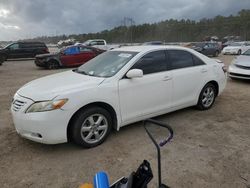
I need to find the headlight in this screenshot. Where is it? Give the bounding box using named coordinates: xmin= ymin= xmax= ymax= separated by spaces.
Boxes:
xmin=26 ymin=99 xmax=68 ymax=113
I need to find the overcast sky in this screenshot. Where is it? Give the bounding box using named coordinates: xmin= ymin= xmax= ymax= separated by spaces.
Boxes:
xmin=0 ymin=0 xmax=249 ymax=41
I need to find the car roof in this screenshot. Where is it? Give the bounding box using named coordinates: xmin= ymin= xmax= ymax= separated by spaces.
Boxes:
xmin=112 ymin=45 xmax=190 ymax=53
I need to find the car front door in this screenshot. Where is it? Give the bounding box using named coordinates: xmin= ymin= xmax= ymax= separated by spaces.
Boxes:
xmin=7 ymin=43 xmax=22 ymax=58
xmin=60 ymin=46 xmax=82 ymax=66
xmin=118 ymin=50 xmax=173 ymax=124
xmin=167 ymin=50 xmax=207 ymax=107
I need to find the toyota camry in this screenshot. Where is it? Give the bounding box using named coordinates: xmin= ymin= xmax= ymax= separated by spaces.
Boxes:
xmin=11 ymin=46 xmax=227 ymax=148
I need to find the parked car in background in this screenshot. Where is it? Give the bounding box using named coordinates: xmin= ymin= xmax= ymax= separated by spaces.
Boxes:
xmin=11 ymin=46 xmax=227 ymax=148
xmin=142 ymin=41 xmax=164 ymax=45
xmin=0 ymin=42 xmax=49 ymax=63
xmin=82 ymin=39 xmax=119 ymax=51
xmin=228 ymin=49 xmax=250 ymax=79
xmin=191 ymin=42 xmax=221 ymax=57
xmin=222 ymin=42 xmax=250 ymax=55
xmin=35 ymin=45 xmax=105 ymax=69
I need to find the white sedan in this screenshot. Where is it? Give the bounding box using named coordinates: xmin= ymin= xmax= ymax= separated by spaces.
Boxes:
xmin=228 ymin=49 xmax=250 ymax=79
xmin=222 ymin=42 xmax=250 ymax=55
xmin=11 ymin=46 xmax=227 ymax=148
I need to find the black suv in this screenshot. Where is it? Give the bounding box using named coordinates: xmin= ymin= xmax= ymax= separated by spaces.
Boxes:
xmin=0 ymin=41 xmax=49 ymax=64
xmin=191 ymin=42 xmax=221 ymax=57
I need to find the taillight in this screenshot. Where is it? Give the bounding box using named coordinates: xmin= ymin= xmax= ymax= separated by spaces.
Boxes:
xmin=44 ymin=48 xmax=49 ymax=53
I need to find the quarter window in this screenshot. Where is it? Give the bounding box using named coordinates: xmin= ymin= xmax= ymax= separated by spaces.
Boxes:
xmin=192 ymin=55 xmax=205 ymax=66
xmin=168 ymin=50 xmax=194 ymax=70
xmin=131 ymin=51 xmax=167 ymax=74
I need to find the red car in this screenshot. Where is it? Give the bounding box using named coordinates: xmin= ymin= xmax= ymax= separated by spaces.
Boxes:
xmin=35 ymin=45 xmax=105 ymax=69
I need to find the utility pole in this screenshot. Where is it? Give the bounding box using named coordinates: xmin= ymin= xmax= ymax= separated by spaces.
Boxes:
xmin=121 ymin=17 xmax=135 ymax=43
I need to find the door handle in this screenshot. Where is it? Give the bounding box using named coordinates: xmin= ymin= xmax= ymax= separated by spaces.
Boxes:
xmin=162 ymin=76 xmax=172 ymax=81
xmin=201 ymin=68 xmax=208 ymax=73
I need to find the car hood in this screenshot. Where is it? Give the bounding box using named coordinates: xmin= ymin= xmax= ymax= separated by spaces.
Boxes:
xmin=17 ymin=70 xmax=105 ymax=101
xmin=36 ymin=52 xmax=59 ymax=58
xmin=235 ymin=55 xmax=250 ymax=67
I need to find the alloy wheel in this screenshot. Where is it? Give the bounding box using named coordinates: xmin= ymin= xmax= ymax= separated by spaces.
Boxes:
xmin=80 ymin=114 xmax=108 ymax=144
xmin=201 ymin=86 xmax=215 ymax=108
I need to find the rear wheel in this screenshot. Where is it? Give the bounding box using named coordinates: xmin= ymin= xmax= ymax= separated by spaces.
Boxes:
xmin=47 ymin=60 xmax=59 ymax=69
xmin=197 ymin=83 xmax=216 ymax=110
xmin=70 ymin=106 xmax=112 ymax=148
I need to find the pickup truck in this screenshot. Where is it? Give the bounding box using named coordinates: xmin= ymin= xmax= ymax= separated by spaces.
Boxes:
xmin=82 ymin=39 xmax=120 ymax=51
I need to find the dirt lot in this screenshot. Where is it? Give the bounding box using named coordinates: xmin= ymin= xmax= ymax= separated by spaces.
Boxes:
xmin=0 ymin=55 xmax=249 ymax=188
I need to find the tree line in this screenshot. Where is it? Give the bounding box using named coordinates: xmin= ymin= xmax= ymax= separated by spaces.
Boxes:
xmin=28 ymin=9 xmax=250 ymax=44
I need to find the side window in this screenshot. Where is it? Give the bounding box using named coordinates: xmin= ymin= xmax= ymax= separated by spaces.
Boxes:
xmin=131 ymin=50 xmax=167 ymax=75
xmin=168 ymin=50 xmax=194 ymax=70
xmin=192 ymin=55 xmax=205 ymax=66
xmin=97 ymin=41 xmax=105 ymax=45
xmin=9 ymin=43 xmax=19 ymax=50
xmin=64 ymin=46 xmax=80 ymax=55
xmin=80 ymin=47 xmax=93 ymax=52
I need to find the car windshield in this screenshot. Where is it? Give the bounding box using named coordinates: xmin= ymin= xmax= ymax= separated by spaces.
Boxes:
xmin=229 ymin=43 xmax=242 ymax=47
xmin=242 ymin=49 xmax=250 ymax=56
xmin=76 ymin=51 xmax=138 ymax=77
xmin=83 ymin=40 xmax=91 ymax=45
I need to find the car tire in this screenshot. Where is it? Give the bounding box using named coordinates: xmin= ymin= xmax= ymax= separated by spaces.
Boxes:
xmin=214 ymin=51 xmax=219 ymax=57
xmin=0 ymin=55 xmax=7 ymax=63
xmin=237 ymin=50 xmax=241 ymax=55
xmin=47 ymin=60 xmax=59 ymax=69
xmin=196 ymin=83 xmax=216 ymax=110
xmin=70 ymin=106 xmax=112 ymax=148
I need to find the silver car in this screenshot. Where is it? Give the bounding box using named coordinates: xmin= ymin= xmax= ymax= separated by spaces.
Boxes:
xmin=228 ymin=49 xmax=250 ymax=79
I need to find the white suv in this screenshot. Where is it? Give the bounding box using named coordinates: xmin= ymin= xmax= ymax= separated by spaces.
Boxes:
xmin=11 ymin=46 xmax=227 ymax=148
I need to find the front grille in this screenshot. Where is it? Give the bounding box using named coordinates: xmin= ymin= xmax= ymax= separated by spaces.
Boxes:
xmin=235 ymin=64 xmax=250 ymax=70
xmin=229 ymin=72 xmax=250 ymax=78
xmin=12 ymin=100 xmax=26 ymax=112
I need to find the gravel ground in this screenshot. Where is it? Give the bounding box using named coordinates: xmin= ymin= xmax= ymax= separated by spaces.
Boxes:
xmin=0 ymin=55 xmax=249 ymax=188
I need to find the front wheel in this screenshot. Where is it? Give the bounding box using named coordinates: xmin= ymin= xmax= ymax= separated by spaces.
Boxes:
xmin=47 ymin=60 xmax=59 ymax=69
xmin=0 ymin=55 xmax=7 ymax=63
xmin=70 ymin=107 xmax=112 ymax=148
xmin=196 ymin=83 xmax=216 ymax=110
xmin=214 ymin=51 xmax=219 ymax=57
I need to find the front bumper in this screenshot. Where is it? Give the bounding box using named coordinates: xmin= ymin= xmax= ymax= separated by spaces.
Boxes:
xmin=11 ymin=93 xmax=70 ymax=144
xmin=228 ymin=65 xmax=250 ymax=79
xmin=222 ymin=50 xmax=239 ymax=55
xmin=34 ymin=58 xmax=47 ymax=67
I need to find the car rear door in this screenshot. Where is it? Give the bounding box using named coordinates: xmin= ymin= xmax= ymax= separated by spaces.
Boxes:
xmin=76 ymin=46 xmax=96 ymax=65
xmin=19 ymin=43 xmax=33 ymax=58
xmin=167 ymin=50 xmax=207 ymax=107
xmin=118 ymin=50 xmax=173 ymax=124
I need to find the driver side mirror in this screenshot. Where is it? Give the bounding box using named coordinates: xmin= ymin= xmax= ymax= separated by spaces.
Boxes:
xmin=126 ymin=69 xmax=143 ymax=79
